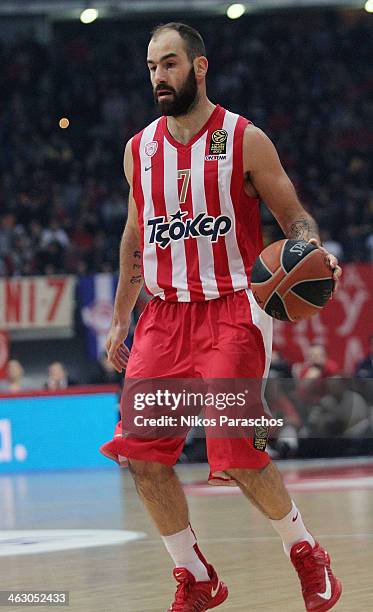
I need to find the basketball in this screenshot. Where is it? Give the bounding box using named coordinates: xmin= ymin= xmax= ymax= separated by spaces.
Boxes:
xmin=251 ymin=239 xmax=334 ymax=322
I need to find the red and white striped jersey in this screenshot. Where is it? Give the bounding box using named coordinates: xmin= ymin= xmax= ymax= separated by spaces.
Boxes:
xmin=131 ymin=104 xmax=263 ymax=302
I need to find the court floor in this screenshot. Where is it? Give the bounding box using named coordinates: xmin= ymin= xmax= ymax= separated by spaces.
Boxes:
xmin=0 ymin=458 xmax=372 ymax=611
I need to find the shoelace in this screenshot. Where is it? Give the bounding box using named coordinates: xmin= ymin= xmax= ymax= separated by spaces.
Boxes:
xmin=294 ymin=550 xmax=327 ymax=595
xmin=170 ymin=575 xmax=192 ymax=611
xmin=170 ymin=575 xmax=210 ymax=612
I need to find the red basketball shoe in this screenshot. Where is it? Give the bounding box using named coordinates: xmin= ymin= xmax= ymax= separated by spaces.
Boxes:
xmin=291 ymin=541 xmax=342 ymax=611
xmin=167 ymin=565 xmax=228 ymax=611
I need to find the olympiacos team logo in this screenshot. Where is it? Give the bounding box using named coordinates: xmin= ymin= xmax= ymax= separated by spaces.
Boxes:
xmin=145 ymin=141 xmax=158 ymax=157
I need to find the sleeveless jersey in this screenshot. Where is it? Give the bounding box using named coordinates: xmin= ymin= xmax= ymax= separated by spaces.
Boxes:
xmin=131 ymin=104 xmax=263 ymax=302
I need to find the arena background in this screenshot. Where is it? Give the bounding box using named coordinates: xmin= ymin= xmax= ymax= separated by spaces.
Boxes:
xmin=0 ymin=2 xmax=372 ymax=610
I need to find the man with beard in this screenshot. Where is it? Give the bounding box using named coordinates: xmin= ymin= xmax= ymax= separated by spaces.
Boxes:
xmin=103 ymin=23 xmax=342 ymax=612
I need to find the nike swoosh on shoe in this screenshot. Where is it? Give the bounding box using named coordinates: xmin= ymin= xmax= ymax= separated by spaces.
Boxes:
xmin=317 ymin=568 xmax=332 ymax=600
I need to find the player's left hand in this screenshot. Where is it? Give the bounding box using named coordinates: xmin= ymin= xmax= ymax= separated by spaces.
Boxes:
xmin=308 ymin=238 xmax=342 ymax=294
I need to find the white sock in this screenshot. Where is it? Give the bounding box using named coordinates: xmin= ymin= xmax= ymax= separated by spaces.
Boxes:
xmin=270 ymin=501 xmax=315 ymax=556
xmin=162 ymin=525 xmax=210 ymax=582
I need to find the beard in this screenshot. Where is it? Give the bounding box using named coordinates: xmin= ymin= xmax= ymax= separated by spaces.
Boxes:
xmin=154 ymin=67 xmax=198 ymax=117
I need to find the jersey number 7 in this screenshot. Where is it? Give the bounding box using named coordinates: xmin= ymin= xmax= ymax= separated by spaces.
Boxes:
xmin=177 ymin=169 xmax=191 ymax=204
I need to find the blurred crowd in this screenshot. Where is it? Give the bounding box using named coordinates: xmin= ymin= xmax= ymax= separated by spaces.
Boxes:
xmin=2 ymin=335 xmax=372 ymax=460
xmin=0 ymin=10 xmax=372 ymax=276
xmin=181 ymin=337 xmax=373 ymax=462
xmin=267 ymin=338 xmax=373 ymax=459
xmin=0 ymin=354 xmax=122 ymax=394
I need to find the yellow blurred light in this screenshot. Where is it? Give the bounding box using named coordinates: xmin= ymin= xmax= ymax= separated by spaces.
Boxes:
xmin=227 ymin=3 xmax=246 ymax=19
xmin=80 ymin=8 xmax=98 ymax=24
xmin=59 ymin=117 xmax=70 ymax=129
xmin=365 ymin=0 xmax=373 ymax=12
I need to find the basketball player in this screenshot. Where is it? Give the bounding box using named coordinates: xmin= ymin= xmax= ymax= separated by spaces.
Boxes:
xmin=104 ymin=23 xmax=343 ymax=611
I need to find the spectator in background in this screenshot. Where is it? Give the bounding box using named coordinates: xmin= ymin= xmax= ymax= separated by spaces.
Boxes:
xmin=294 ymin=343 xmax=339 ymax=380
xmin=299 ymin=377 xmax=372 ymax=457
xmin=90 ymin=352 xmax=123 ymax=386
xmin=269 ymin=349 xmax=293 ymax=379
xmin=319 ymin=377 xmax=370 ymax=438
xmin=320 ymin=229 xmax=344 ymax=261
xmin=40 ymin=219 xmax=70 ymax=249
xmin=366 ymin=232 xmax=373 ymax=262
xmin=0 ymin=214 xmax=17 ymax=257
xmin=355 ymin=334 xmax=373 ymax=378
xmin=0 ymin=359 xmax=25 ymax=394
xmin=45 ymin=361 xmax=77 ymax=391
xmin=293 ymin=343 xmax=340 ymax=407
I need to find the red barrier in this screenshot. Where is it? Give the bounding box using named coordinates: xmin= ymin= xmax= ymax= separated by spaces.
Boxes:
xmin=0 ymin=331 xmax=9 ymax=380
xmin=273 ymin=263 xmax=373 ymax=374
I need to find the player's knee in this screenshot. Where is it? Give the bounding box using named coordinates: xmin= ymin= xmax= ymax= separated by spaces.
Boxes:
xmin=128 ymin=458 xmax=172 ymax=483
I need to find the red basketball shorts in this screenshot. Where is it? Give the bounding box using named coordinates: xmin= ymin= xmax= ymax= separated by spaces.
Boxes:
xmin=101 ymin=289 xmax=273 ymax=481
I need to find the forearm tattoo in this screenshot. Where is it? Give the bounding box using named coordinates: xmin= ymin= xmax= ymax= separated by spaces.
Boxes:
xmin=130 ymin=250 xmax=143 ymax=284
xmin=287 ymin=217 xmax=319 ymax=242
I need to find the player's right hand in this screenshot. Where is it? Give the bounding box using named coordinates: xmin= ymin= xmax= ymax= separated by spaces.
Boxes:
xmin=106 ymin=321 xmax=131 ymax=373
xmin=308 ymin=238 xmax=342 ymax=294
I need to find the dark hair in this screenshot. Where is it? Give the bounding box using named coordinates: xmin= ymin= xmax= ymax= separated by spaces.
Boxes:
xmin=151 ymin=22 xmax=206 ymax=62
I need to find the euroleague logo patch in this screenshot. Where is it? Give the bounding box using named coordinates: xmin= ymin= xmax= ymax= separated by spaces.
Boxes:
xmin=205 ymin=129 xmax=228 ymax=161
xmin=145 ymin=141 xmax=158 ymax=157
xmin=147 ymin=210 xmax=232 ymax=249
xmin=253 ymin=424 xmax=269 ymax=451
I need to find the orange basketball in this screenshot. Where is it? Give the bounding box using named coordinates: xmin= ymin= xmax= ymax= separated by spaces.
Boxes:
xmin=251 ymin=239 xmax=334 ymax=322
